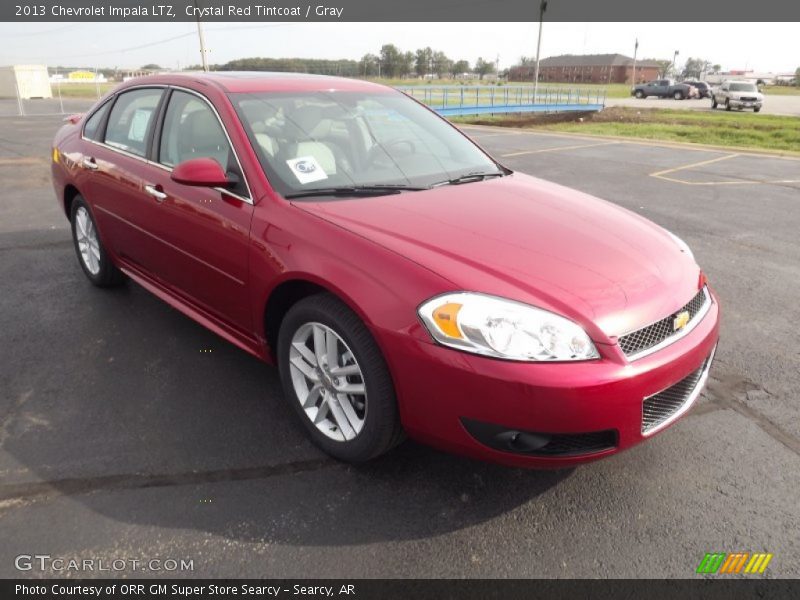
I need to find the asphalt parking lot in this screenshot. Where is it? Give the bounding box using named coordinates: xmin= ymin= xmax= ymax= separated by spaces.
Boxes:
xmin=1 ymin=103 xmax=799 ymax=578
xmin=607 ymin=93 xmax=800 ymax=116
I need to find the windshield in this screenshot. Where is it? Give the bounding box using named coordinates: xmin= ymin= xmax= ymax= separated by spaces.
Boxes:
xmin=729 ymin=83 xmax=757 ymax=92
xmin=230 ymin=90 xmax=503 ymax=198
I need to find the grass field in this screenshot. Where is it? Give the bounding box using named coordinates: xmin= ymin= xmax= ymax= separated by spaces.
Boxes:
xmin=455 ymin=107 xmax=800 ymax=153
xmin=761 ymin=85 xmax=800 ymax=96
xmin=52 ymin=82 xmax=116 ymax=98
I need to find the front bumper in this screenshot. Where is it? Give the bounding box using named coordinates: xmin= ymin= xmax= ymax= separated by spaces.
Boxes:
xmin=729 ymin=99 xmax=762 ymax=108
xmin=376 ymin=289 xmax=720 ymax=468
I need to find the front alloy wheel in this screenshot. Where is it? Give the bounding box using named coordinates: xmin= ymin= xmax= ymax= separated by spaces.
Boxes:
xmin=289 ymin=322 xmax=366 ymax=441
xmin=277 ymin=293 xmax=403 ymax=462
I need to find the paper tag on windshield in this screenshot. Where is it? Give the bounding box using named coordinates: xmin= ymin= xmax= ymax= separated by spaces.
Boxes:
xmin=286 ymin=156 xmax=328 ymax=185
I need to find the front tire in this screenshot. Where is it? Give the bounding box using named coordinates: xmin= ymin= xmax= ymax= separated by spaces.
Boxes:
xmin=711 ymin=96 xmax=718 ymax=108
xmin=277 ymin=293 xmax=403 ymax=462
xmin=634 ymin=90 xmax=644 ymax=99
xmin=725 ymin=99 xmax=732 ymax=111
xmin=70 ymin=195 xmax=124 ymax=287
xmin=754 ymin=107 xmax=761 ymax=113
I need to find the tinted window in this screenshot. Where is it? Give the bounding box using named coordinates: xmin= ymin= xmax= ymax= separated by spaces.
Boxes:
xmin=104 ymin=88 xmax=163 ymax=157
xmin=158 ymin=90 xmax=232 ymax=169
xmin=730 ymin=83 xmax=757 ymax=92
xmin=83 ymin=101 xmax=110 ymax=141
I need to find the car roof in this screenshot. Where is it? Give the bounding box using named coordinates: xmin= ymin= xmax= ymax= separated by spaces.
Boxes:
xmin=117 ymin=71 xmax=393 ymax=94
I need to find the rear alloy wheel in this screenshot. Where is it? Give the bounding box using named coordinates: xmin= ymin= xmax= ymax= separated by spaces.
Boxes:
xmin=277 ymin=293 xmax=403 ymax=462
xmin=70 ymin=196 xmax=125 ymax=287
xmin=673 ymin=91 xmax=684 ymax=100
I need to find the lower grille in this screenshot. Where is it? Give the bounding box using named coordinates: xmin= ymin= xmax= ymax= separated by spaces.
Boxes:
xmin=619 ymin=287 xmax=710 ymax=360
xmin=739 ymin=96 xmax=758 ymax=102
xmin=461 ymin=418 xmax=617 ymax=457
xmin=642 ymin=349 xmax=715 ymax=435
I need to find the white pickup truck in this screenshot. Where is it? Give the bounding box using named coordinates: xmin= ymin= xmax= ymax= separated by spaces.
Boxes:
xmin=711 ymin=81 xmax=764 ymax=112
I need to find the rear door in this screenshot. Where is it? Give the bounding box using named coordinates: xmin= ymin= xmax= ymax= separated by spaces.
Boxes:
xmin=80 ymin=87 xmax=167 ymax=275
xmin=141 ymin=88 xmax=255 ymax=333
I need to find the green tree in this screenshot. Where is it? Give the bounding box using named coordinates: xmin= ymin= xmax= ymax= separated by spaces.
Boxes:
xmin=400 ymin=52 xmax=415 ymax=78
xmin=141 ymin=63 xmax=162 ymax=71
xmin=379 ymin=44 xmax=403 ymax=78
xmin=452 ymin=59 xmax=470 ymax=75
xmin=432 ymin=51 xmax=452 ymax=78
xmin=795 ymin=67 xmax=800 ymax=87
xmin=474 ymin=57 xmax=495 ymax=80
xmin=360 ymin=53 xmax=380 ymax=77
xmin=415 ymin=47 xmax=433 ymax=77
xmin=682 ymin=57 xmax=710 ymax=79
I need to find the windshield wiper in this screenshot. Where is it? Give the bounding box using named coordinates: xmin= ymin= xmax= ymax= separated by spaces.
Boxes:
xmin=430 ymin=171 xmax=505 ymax=188
xmin=284 ymin=185 xmax=426 ymax=199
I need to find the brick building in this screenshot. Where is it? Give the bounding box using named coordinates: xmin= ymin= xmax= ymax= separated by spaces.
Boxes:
xmin=510 ymin=54 xmax=664 ymax=84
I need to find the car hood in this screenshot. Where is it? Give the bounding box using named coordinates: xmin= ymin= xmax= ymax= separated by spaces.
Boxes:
xmin=295 ymin=173 xmax=700 ymax=341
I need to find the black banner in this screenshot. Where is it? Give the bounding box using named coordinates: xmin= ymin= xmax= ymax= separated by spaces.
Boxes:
xmin=3 ymin=580 xmax=800 ymax=600
xmin=3 ymin=0 xmax=800 ymax=22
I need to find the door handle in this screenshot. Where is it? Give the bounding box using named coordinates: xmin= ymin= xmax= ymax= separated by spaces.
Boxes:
xmin=144 ymin=184 xmax=168 ymax=202
xmin=82 ymin=157 xmax=98 ymax=171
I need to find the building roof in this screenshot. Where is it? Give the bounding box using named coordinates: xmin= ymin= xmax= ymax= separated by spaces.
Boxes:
xmin=539 ymin=54 xmax=664 ymax=68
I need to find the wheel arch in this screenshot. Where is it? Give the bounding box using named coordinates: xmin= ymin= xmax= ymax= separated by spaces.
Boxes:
xmin=262 ymin=275 xmax=376 ymax=363
xmin=64 ymin=184 xmax=81 ymax=219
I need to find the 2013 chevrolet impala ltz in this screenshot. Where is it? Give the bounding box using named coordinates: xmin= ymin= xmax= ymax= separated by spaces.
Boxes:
xmin=51 ymin=72 xmax=719 ymax=467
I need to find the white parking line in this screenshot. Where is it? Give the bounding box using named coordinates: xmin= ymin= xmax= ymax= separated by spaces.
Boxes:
xmin=501 ymin=141 xmax=618 ymax=157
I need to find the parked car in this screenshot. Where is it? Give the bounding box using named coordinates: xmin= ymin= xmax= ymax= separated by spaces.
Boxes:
xmin=51 ymin=73 xmax=719 ymax=468
xmin=632 ymin=79 xmax=696 ymax=100
xmin=711 ymin=80 xmax=764 ymax=112
xmin=682 ymin=80 xmax=712 ymax=98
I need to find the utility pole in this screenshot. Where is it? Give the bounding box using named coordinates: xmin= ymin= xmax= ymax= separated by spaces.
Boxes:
xmin=670 ymin=50 xmax=679 ymax=78
xmin=194 ymin=0 xmax=209 ymax=72
xmin=532 ymin=0 xmax=548 ymax=102
xmin=631 ymin=38 xmax=638 ymax=88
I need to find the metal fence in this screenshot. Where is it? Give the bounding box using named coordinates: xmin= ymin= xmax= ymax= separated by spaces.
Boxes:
xmin=398 ymin=85 xmax=607 ymax=116
xmin=0 ymin=76 xmax=107 ymax=118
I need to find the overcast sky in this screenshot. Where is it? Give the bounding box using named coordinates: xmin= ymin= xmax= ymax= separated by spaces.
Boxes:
xmin=0 ymin=22 xmax=797 ymax=73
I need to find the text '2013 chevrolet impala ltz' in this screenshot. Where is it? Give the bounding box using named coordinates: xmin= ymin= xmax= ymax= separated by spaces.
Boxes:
xmin=51 ymin=72 xmax=719 ymax=467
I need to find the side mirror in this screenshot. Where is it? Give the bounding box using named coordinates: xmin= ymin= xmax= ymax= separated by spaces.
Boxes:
xmin=171 ymin=157 xmax=230 ymax=188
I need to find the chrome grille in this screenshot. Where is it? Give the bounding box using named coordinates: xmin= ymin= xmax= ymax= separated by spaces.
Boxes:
xmin=642 ymin=350 xmax=714 ymax=435
xmin=618 ymin=287 xmax=709 ymax=359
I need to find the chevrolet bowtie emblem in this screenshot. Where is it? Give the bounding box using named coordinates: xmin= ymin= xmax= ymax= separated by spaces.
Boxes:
xmin=673 ymin=310 xmax=691 ymax=331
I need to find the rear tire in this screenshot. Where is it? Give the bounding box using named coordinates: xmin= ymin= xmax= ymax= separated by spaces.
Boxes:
xmin=277 ymin=293 xmax=404 ymax=462
xmin=673 ymin=91 xmax=684 ymax=100
xmin=70 ymin=195 xmax=125 ymax=287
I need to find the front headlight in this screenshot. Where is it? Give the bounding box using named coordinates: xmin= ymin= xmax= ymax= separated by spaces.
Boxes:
xmin=665 ymin=230 xmax=695 ymax=261
xmin=418 ymin=292 xmax=599 ymax=361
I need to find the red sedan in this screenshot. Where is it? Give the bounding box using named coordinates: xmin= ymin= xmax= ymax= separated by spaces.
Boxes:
xmin=51 ymin=73 xmax=719 ymax=467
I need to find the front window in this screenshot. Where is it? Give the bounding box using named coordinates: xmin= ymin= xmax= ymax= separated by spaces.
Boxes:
xmin=729 ymin=83 xmax=757 ymax=92
xmin=231 ymin=90 xmax=502 ymax=198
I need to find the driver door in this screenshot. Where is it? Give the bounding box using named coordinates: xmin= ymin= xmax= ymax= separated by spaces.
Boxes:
xmin=142 ymin=88 xmax=255 ymax=333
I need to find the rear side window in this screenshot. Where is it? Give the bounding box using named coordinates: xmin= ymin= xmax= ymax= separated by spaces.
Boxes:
xmin=104 ymin=88 xmax=163 ymax=157
xmin=83 ymin=101 xmax=110 ymax=141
